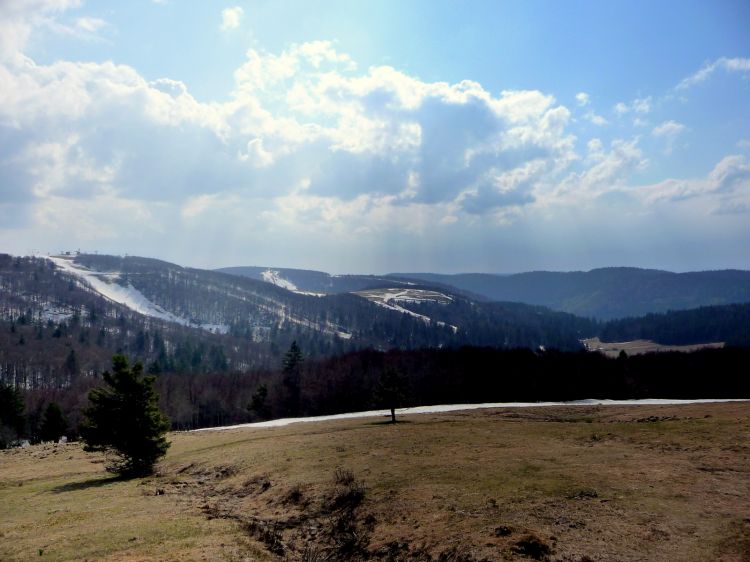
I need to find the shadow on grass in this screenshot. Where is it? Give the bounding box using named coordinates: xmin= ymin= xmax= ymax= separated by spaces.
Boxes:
xmin=50 ymin=475 xmax=124 ymax=494
xmin=368 ymin=419 xmax=413 ymax=426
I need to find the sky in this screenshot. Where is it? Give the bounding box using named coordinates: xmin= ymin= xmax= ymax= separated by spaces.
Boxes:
xmin=1 ymin=0 xmax=749 ymax=274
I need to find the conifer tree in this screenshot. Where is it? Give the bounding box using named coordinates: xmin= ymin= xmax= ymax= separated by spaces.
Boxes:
xmin=248 ymin=384 xmax=270 ymax=420
xmin=281 ymin=341 xmax=303 ymax=416
xmin=40 ymin=402 xmax=68 ymax=443
xmin=0 ymin=384 xmax=25 ymax=449
xmin=81 ymin=354 xmax=170 ymax=476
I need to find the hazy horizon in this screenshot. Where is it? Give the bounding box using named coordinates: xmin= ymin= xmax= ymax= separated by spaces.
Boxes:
xmin=1 ymin=1 xmax=749 ymax=274
xmin=7 ymin=249 xmax=750 ymax=277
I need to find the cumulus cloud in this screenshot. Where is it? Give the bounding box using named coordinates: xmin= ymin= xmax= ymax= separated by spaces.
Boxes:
xmin=677 ymin=57 xmax=750 ymax=90
xmin=652 ymin=120 xmax=685 ymax=137
xmin=220 ymin=6 xmax=244 ymax=31
xmin=652 ymin=120 xmax=686 ymax=153
xmin=632 ymin=97 xmax=652 ymax=113
xmin=640 ymin=155 xmax=750 ymax=212
xmin=614 ymin=97 xmax=651 ymax=115
xmin=1 ymin=2 xmax=747 ymax=271
xmin=0 ymin=22 xmax=581 ymax=248
xmin=585 ymin=111 xmax=608 ymax=126
xmin=549 ymin=138 xmax=646 ymax=202
xmin=575 ymin=92 xmax=590 ymax=106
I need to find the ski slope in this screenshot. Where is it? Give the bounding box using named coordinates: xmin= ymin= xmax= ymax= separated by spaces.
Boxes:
xmin=48 ymin=256 xmax=229 ymax=334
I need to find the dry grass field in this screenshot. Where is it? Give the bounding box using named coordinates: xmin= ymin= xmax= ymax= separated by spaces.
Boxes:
xmin=1 ymin=402 xmax=749 ymax=561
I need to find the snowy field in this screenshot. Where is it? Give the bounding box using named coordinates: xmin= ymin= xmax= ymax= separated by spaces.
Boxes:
xmin=193 ymin=398 xmax=749 ymax=432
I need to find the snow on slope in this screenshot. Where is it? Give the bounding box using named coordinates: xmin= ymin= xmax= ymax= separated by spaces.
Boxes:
xmin=260 ymin=269 xmax=325 ymax=297
xmin=261 ymin=269 xmax=298 ymax=291
xmin=194 ymin=398 xmax=749 ymax=432
xmin=48 ymin=256 xmax=229 ymax=334
xmin=354 ymin=288 xmax=458 ymax=332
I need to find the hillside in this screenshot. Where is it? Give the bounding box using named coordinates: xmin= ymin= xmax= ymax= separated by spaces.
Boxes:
xmin=2 ymin=402 xmax=749 ymax=561
xmin=216 ymin=266 xmax=408 ymax=295
xmin=0 ymin=254 xmax=597 ymax=392
xmin=391 ymin=268 xmax=750 ymax=320
xmin=599 ymin=302 xmax=750 ymax=347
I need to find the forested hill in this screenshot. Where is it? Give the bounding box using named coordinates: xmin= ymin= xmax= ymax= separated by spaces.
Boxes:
xmin=600 ymin=303 xmax=750 ymax=347
xmin=390 ymin=268 xmax=750 ymax=320
xmin=3 ymin=253 xmax=750 ymax=394
xmin=216 ymin=265 xmax=412 ymax=294
xmin=0 ymin=254 xmax=598 ymax=390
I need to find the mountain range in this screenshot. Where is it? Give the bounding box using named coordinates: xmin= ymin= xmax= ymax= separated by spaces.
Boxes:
xmin=1 ymin=253 xmax=748 ymax=389
xmin=220 ymin=266 xmax=750 ymax=320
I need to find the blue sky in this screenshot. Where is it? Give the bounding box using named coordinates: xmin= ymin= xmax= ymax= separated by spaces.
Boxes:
xmin=1 ymin=0 xmax=749 ymax=273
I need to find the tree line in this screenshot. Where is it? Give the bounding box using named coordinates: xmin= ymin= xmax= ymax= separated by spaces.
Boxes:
xmin=4 ymin=344 xmax=748 ymax=445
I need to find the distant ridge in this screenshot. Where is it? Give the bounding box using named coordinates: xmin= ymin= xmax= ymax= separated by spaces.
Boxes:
xmin=388 ymin=267 xmax=750 ymax=320
xmin=216 ymin=266 xmax=413 ymax=294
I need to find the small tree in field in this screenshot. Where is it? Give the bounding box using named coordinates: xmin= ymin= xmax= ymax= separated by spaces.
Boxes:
xmin=376 ymin=367 xmax=408 ymax=423
xmin=81 ymin=354 xmax=170 ymax=476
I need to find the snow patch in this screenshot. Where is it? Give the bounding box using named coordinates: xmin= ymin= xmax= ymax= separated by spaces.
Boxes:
xmin=260 ymin=269 xmax=325 ymax=296
xmin=193 ymin=398 xmax=749 ymax=432
xmin=41 ymin=305 xmax=75 ymax=323
xmin=261 ymin=269 xmax=298 ymax=291
xmin=354 ymin=288 xmax=458 ymax=332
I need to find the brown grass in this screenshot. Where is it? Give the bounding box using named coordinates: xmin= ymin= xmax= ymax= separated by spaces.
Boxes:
xmin=2 ymin=402 xmax=749 ymax=561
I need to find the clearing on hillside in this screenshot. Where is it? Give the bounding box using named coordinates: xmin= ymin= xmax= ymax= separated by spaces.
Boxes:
xmin=582 ymin=337 xmax=725 ymax=357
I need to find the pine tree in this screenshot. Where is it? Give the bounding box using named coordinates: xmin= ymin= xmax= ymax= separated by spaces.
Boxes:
xmin=248 ymin=384 xmax=270 ymax=420
xmin=40 ymin=402 xmax=68 ymax=443
xmin=81 ymin=354 xmax=170 ymax=476
xmin=281 ymin=341 xmax=303 ymax=416
xmin=0 ymin=383 xmax=25 ymax=449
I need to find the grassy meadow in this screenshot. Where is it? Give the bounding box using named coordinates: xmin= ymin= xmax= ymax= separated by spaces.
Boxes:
xmin=1 ymin=402 xmax=749 ymax=561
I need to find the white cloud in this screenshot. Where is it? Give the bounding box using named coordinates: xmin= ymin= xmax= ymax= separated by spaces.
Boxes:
xmin=677 ymin=57 xmax=750 ymax=90
xmin=537 ymin=138 xmax=646 ymax=207
xmin=652 ymin=120 xmax=686 ymax=154
xmin=75 ymin=17 xmax=106 ymax=33
xmin=632 ymin=96 xmax=651 ymax=114
xmin=587 ymin=138 xmax=603 ymax=156
xmin=585 ymin=111 xmax=608 ymax=126
xmin=220 ymin=6 xmax=244 ymax=31
xmin=614 ymin=97 xmax=651 ymax=116
xmin=0 ymin=30 xmax=580 ymax=236
xmin=652 ymin=120 xmax=685 ymax=138
xmin=0 ymin=0 xmax=82 ymax=61
xmin=640 ymin=155 xmax=750 ymax=211
xmin=575 ymin=92 xmax=590 ymax=106
xmin=1 ymin=2 xmax=747 ymax=271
